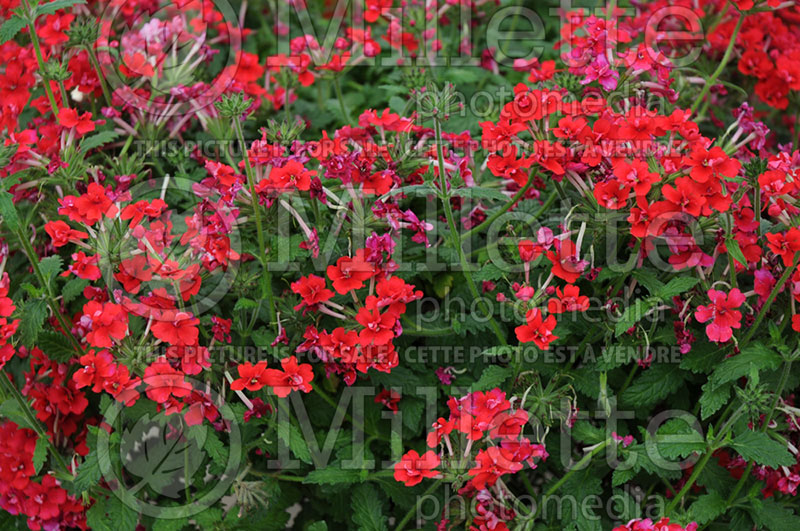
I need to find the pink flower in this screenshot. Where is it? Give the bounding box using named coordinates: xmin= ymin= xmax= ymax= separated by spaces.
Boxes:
xmin=694 ymin=289 xmax=745 ymax=343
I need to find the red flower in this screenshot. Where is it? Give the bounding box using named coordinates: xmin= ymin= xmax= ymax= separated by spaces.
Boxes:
xmin=61 ymin=251 xmax=101 ymax=280
xmin=59 ymin=182 xmax=116 ymax=224
xmin=375 ymin=389 xmax=401 ymax=414
xmin=291 ymin=274 xmax=334 ymax=312
xmin=515 ymin=308 xmax=558 ymax=349
xmin=356 ymin=296 xmax=397 ymax=346
xmin=82 ymin=301 xmax=128 ymax=347
xmin=766 ymin=228 xmax=800 ymax=267
xmin=120 ymin=198 xmax=167 ymax=228
xmin=230 ymin=361 xmax=271 ymax=391
xmin=143 ymin=357 xmax=192 ymax=403
xmin=58 ymin=108 xmax=95 ymax=136
xmin=326 ymin=253 xmax=373 ymax=294
xmin=685 ymin=146 xmax=740 ymax=184
xmin=73 ymin=350 xmax=116 ymax=392
xmin=468 ymin=446 xmax=522 ymax=490
xmin=267 ymin=160 xmax=315 ymax=191
xmin=546 ymin=239 xmax=587 ymax=283
xmin=695 ymin=289 xmax=745 ymax=343
xmin=151 ymin=311 xmax=200 ymax=346
xmin=44 ymin=220 xmax=88 ymax=247
xmin=263 ymin=356 xmax=314 ymax=397
xmin=394 ymin=449 xmax=440 ymax=487
xmin=547 ymin=284 xmax=589 ymax=313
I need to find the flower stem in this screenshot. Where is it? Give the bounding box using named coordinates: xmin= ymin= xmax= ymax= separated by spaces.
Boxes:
xmin=690 ymin=9 xmax=744 ymax=117
xmin=433 ymin=117 xmax=506 ymax=345
xmin=232 ymin=116 xmax=276 ymax=326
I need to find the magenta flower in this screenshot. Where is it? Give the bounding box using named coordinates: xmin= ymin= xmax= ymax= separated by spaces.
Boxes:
xmin=694 ymin=289 xmax=745 ymax=343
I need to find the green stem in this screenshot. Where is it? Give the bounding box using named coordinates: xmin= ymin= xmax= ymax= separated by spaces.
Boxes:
xmin=740 ymin=252 xmax=799 ymax=347
xmin=85 ymin=45 xmax=113 ymax=106
xmin=460 ymin=171 xmax=536 ymax=242
xmin=665 ymin=447 xmax=713 ymax=514
xmin=232 ymin=116 xmax=276 ymax=325
xmin=0 ymin=375 xmax=70 ymax=474
xmin=333 ymin=76 xmax=352 ymax=124
xmin=400 ymin=316 xmax=452 ymax=337
xmin=395 ymin=479 xmax=442 ymax=531
xmin=26 ymin=17 xmax=60 ymax=114
xmin=690 ymin=9 xmax=745 ymax=117
xmin=15 ymin=229 xmax=82 ymax=352
xmin=532 ymin=439 xmax=610 ymax=518
xmin=433 ymin=117 xmax=506 ymax=345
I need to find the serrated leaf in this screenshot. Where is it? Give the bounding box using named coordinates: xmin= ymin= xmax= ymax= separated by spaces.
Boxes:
xmin=699 ymin=381 xmax=730 ymax=420
xmin=729 ymin=430 xmax=794 ymax=468
xmin=19 ymin=298 xmax=48 ymax=347
xmin=614 ymin=298 xmax=656 ymax=337
xmin=308 ymin=522 xmax=328 ymax=531
xmin=0 ymin=16 xmax=25 ymax=45
xmin=62 ymin=277 xmax=89 ymax=303
xmin=754 ymin=498 xmax=800 ymax=530
xmin=0 ymin=189 xmax=21 ymax=231
xmin=449 ymin=187 xmax=510 ymax=202
xmin=32 ymin=436 xmax=48 ymax=474
xmin=688 ymin=491 xmax=727 ymax=524
xmin=725 ymin=237 xmax=748 ymax=266
xmin=621 ymin=364 xmax=684 ymax=408
xmin=351 ymin=483 xmax=387 ymax=531
xmin=710 ymin=343 xmax=781 ymax=389
xmin=0 ymin=400 xmax=34 ymax=429
xmin=631 ymin=269 xmax=664 ymax=295
xmin=653 ymin=418 xmax=705 ymax=459
xmin=656 ymin=277 xmax=700 ymax=299
xmin=233 ymin=297 xmax=258 ymax=311
xmin=471 ymin=365 xmax=512 ymax=391
xmin=38 ymin=255 xmax=63 ymax=286
xmin=277 ymin=420 xmax=312 ymax=464
xmin=302 ymin=467 xmax=363 ymax=485
xmin=80 ymin=130 xmax=120 ymax=152
xmin=35 ymin=0 xmax=87 ymax=17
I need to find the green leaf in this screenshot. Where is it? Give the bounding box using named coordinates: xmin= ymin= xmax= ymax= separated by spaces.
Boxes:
xmin=0 ymin=16 xmax=26 ymax=45
xmin=449 ymin=187 xmax=510 ymax=202
xmin=470 ymin=365 xmax=512 ymax=391
xmin=351 ymin=484 xmax=387 ymax=531
xmin=80 ymin=131 xmax=120 ymax=152
xmin=621 ymin=364 xmax=684 ymax=408
xmin=308 ymin=522 xmax=328 ymax=531
xmin=302 ymin=467 xmax=364 ymax=485
xmin=729 ymin=431 xmax=794 ymax=468
xmin=39 ymin=255 xmax=63 ymax=288
xmin=36 ymin=331 xmax=77 ymax=362
xmin=62 ymin=277 xmax=89 ymax=303
xmin=699 ymin=381 xmax=730 ymax=420
xmin=70 ymin=449 xmax=102 ymax=494
xmin=710 ymin=343 xmax=781 ymax=389
xmin=233 ymin=297 xmax=259 ymax=311
xmin=86 ymin=494 xmax=138 ymax=531
xmin=32 ymin=436 xmax=48 ymax=474
xmin=653 ymin=417 xmax=706 ymax=459
xmin=656 ymin=277 xmax=700 ymax=299
xmin=0 ymin=189 xmax=21 ymax=231
xmin=35 ymin=0 xmax=87 ymax=17
xmin=19 ymin=298 xmax=49 ymax=347
xmin=725 ymin=237 xmax=748 ymax=266
xmin=0 ymin=400 xmax=34 ymax=429
xmin=754 ymin=498 xmax=800 ymax=530
xmin=631 ymin=269 xmax=664 ymax=295
xmin=277 ymin=420 xmax=312 ymax=464
xmin=614 ymin=298 xmax=657 ymax=337
xmin=688 ymin=491 xmax=727 ymax=524
xmin=203 ymin=431 xmax=228 ymax=466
